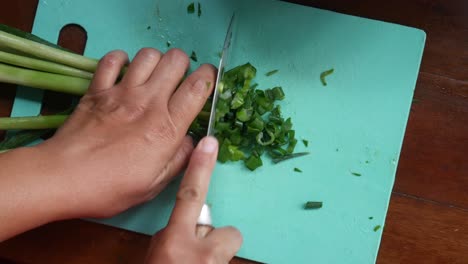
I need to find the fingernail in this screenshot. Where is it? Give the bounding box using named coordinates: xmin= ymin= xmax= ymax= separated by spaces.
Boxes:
xmin=200 ymin=136 xmax=218 ymax=153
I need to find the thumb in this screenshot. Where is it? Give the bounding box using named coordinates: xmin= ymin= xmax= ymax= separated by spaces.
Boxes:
xmin=206 ymin=226 xmax=243 ymax=260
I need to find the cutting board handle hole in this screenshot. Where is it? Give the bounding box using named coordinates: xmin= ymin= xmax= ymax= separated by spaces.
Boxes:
xmin=57 ymin=23 xmax=88 ymax=55
xmin=38 ymin=24 xmax=88 ymax=133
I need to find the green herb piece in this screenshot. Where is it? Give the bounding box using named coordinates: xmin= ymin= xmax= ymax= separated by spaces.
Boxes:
xmin=166 ymin=41 xmax=172 ymax=48
xmin=302 ymin=139 xmax=309 ymax=147
xmin=272 ymin=152 xmax=310 ymax=164
xmin=190 ymin=51 xmax=198 ymax=62
xmin=365 ymin=160 xmax=370 ymax=164
xmin=205 ymin=82 xmax=212 ymax=90
xmin=271 ymin=86 xmax=285 ymax=100
xmin=197 ymin=2 xmax=202 ymax=17
xmin=147 ymin=26 xmax=151 ymax=30
xmin=217 ymin=51 xmax=222 ymax=58
xmin=369 ymin=217 xmax=374 ymax=220
xmin=320 ymin=68 xmax=334 ymax=86
xmin=187 ymin=3 xmax=195 ymax=14
xmin=373 ymin=225 xmax=382 ymax=232
xmin=294 ymin=167 xmax=302 ymax=173
xmin=245 ymin=155 xmax=263 ymax=171
xmin=265 ymin=69 xmax=279 ymax=76
xmin=0 ymin=129 xmax=52 ymax=150
xmin=351 ymin=172 xmax=362 ymax=177
xmin=218 ymin=139 xmax=245 ymax=163
xmin=0 ymin=115 xmax=68 ymax=130
xmin=304 ymin=201 xmax=323 ymax=210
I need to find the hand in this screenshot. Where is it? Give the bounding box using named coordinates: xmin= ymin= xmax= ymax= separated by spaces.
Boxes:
xmin=37 ymin=48 xmax=216 ymax=219
xmin=145 ymin=136 xmax=242 ymax=264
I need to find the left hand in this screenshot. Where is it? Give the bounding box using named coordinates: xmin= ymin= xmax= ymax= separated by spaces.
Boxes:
xmin=36 ymin=48 xmax=216 ymax=219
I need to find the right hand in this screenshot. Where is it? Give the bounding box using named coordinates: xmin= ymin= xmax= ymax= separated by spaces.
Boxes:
xmin=144 ymin=136 xmax=243 ymax=264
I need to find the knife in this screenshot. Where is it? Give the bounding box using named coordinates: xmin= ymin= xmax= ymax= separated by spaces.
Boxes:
xmin=196 ymin=13 xmax=236 ymax=238
xmin=207 ymin=13 xmax=236 ymax=136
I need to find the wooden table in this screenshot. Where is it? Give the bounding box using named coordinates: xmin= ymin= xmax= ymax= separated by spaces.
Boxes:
xmin=1 ymin=1 xmax=467 ymax=263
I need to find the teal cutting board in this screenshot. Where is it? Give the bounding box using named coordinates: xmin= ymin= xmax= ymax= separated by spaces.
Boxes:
xmin=11 ymin=0 xmax=425 ymax=263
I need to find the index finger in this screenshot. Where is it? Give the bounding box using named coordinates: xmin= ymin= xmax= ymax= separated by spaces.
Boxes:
xmin=168 ymin=136 xmax=218 ymax=229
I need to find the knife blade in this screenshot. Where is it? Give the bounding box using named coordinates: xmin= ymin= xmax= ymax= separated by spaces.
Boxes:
xmin=196 ymin=13 xmax=236 ymax=238
xmin=206 ymin=13 xmax=236 ymax=137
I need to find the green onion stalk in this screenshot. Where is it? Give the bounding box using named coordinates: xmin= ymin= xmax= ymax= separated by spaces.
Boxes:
xmin=0 ymin=23 xmax=308 ymax=170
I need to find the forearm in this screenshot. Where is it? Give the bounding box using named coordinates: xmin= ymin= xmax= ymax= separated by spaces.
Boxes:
xmin=0 ymin=146 xmax=67 ymax=241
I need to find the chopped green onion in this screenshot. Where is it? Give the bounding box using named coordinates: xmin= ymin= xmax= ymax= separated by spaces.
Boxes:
xmin=197 ymin=2 xmax=202 ymax=17
xmin=271 ymin=86 xmax=285 ymax=100
xmin=0 ymin=129 xmax=52 ymax=150
xmin=304 ymin=201 xmax=323 ymax=209
xmin=351 ymin=172 xmax=362 ymax=177
xmin=320 ymin=68 xmax=334 ymax=86
xmin=187 ymin=3 xmax=195 ymax=14
xmin=147 ymin=26 xmax=151 ymax=30
xmin=373 ymin=225 xmax=382 ymax=232
xmin=236 ymin=107 xmax=253 ymax=122
xmin=272 ymin=152 xmax=309 ymax=164
xmin=166 ymin=41 xmax=172 ymax=47
xmin=369 ymin=217 xmax=374 ymax=220
xmin=186 ymin=62 xmax=303 ymax=170
xmin=302 ymin=139 xmax=309 ymax=147
xmin=245 ymin=155 xmax=263 ymax=171
xmin=190 ymin=51 xmax=198 ymax=62
xmin=205 ymin=81 xmax=211 ymax=90
xmin=256 ymin=130 xmax=275 ymax=146
xmin=265 ymin=69 xmax=279 ymax=76
xmin=294 ymin=167 xmax=302 ymax=173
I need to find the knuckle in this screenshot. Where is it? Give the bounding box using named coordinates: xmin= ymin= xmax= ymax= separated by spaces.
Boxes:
xmin=199 ymin=63 xmax=217 ymax=74
xmin=190 ymin=79 xmax=211 ymax=98
xmin=176 ymin=185 xmax=203 ymax=202
xmin=159 ymin=236 xmax=183 ymax=261
xmin=138 ymin=47 xmax=162 ymax=60
xmin=102 ymin=50 xmax=127 ymax=66
xmin=75 ymin=94 xmax=97 ymax=112
xmin=200 ymin=250 xmax=217 ymax=264
xmin=167 ymin=48 xmax=189 ymax=66
xmin=142 ymin=117 xmax=179 ymax=144
xmin=79 ymin=94 xmax=147 ymax=123
xmin=226 ymin=226 xmax=243 ymax=243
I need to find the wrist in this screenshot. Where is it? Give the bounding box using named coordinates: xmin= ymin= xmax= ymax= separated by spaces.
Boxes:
xmin=0 ymin=145 xmax=71 ymax=240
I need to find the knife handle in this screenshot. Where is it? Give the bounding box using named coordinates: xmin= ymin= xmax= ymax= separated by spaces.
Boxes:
xmin=196 ymin=224 xmax=214 ymax=238
xmin=196 ymin=203 xmax=213 ymax=238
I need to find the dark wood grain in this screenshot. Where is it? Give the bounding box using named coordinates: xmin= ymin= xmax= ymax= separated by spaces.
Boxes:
xmin=0 ymin=219 xmax=259 ymax=264
xmin=378 ymin=194 xmax=468 ymax=264
xmin=395 ymin=73 xmax=468 ymax=208
xmin=1 ymin=0 xmax=467 ymax=263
